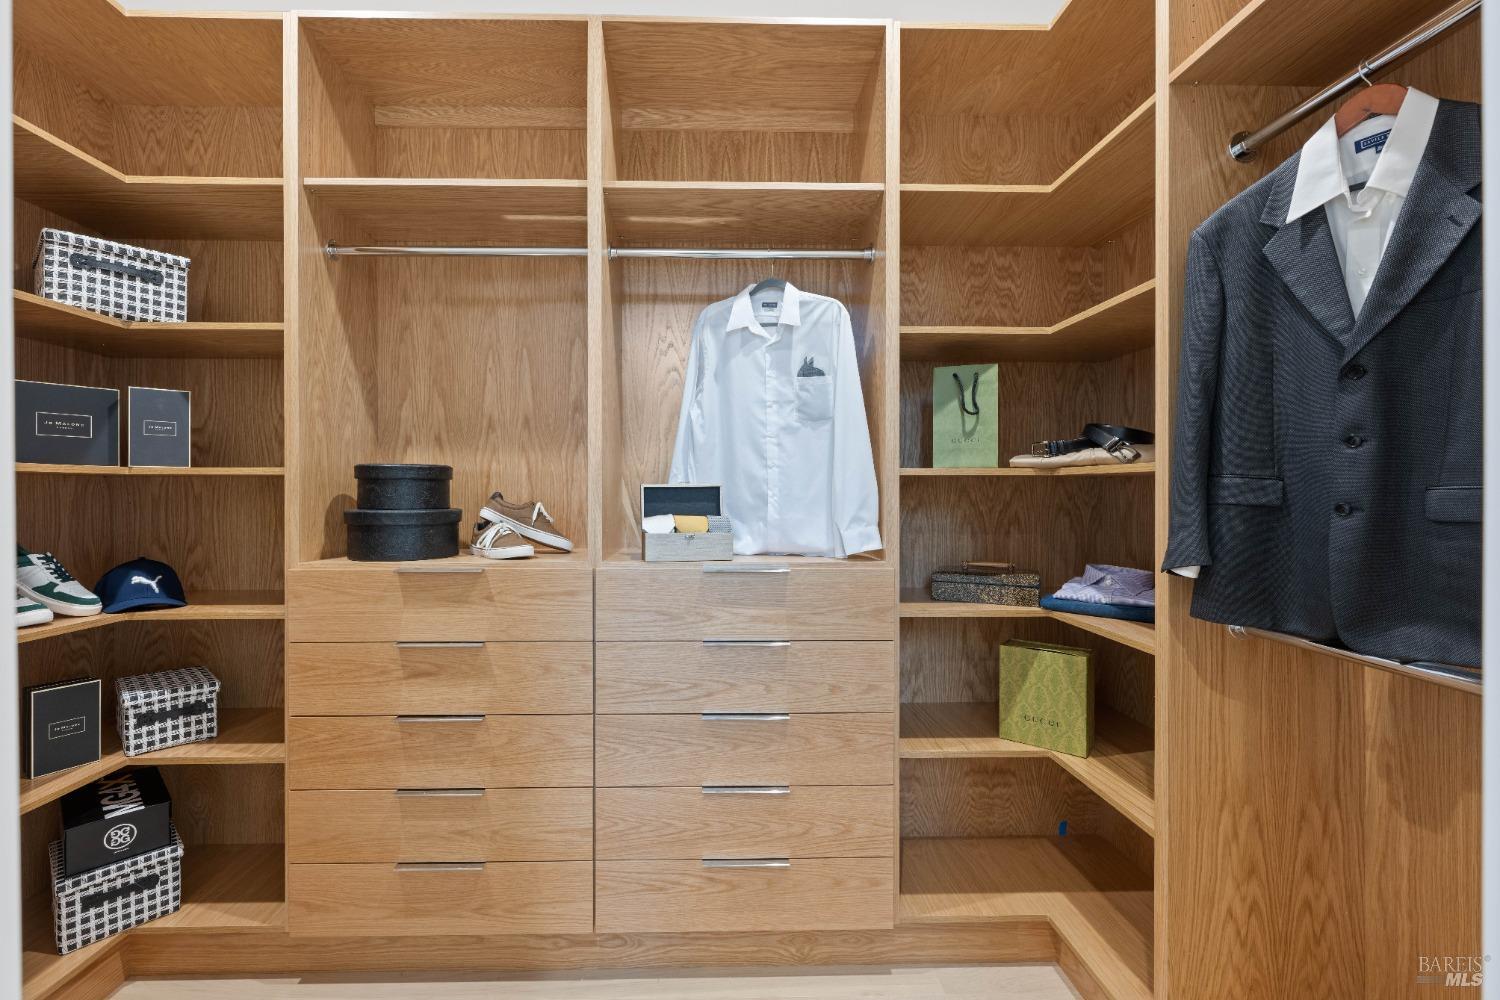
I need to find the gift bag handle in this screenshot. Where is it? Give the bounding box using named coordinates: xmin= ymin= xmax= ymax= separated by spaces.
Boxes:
xmin=953 ymin=371 xmax=981 ymax=416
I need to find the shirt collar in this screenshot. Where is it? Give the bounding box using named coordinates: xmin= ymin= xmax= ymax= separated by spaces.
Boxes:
xmin=726 ymin=281 xmax=803 ymax=337
xmin=1286 ymin=87 xmax=1439 ymax=223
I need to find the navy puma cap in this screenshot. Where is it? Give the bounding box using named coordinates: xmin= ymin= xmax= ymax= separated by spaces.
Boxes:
xmin=95 ymin=558 xmax=187 ymax=613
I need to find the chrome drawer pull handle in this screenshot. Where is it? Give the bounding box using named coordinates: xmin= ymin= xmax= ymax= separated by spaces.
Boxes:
xmin=701 ymin=712 xmax=790 ymax=722
xmin=702 ymin=785 xmax=791 ymax=795
xmin=395 ymin=788 xmax=485 ymax=797
xmin=395 ymin=862 xmax=486 ymax=872
xmin=395 ymin=714 xmax=484 ymax=724
xmin=395 ymin=641 xmax=486 ymax=649
xmin=395 ymin=565 xmax=484 ymax=574
xmin=702 ymin=858 xmax=791 ymax=869
xmin=701 ymin=639 xmax=792 ymax=648
xmin=702 ymin=563 xmax=789 ymax=575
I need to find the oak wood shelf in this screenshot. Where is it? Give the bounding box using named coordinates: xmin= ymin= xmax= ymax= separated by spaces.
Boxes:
xmin=18 ymin=708 xmax=286 ymax=815
xmin=13 ymin=291 xmax=283 ymax=359
xmin=13 ymin=116 xmax=282 ymax=241
xmin=22 ymin=844 xmax=284 ymax=999
xmin=900 ymin=702 xmax=1154 ymax=835
xmin=304 ymin=177 xmax=588 ymax=246
xmin=16 ymin=591 xmax=286 ymax=645
xmin=900 ymin=280 xmax=1155 ymax=362
xmin=901 ymin=463 xmax=1154 ymax=478
xmin=899 ymin=836 xmax=1152 ymax=1000
xmin=899 ymin=590 xmax=1049 ymax=619
xmin=900 ymin=97 xmax=1153 ymax=246
xmin=605 ymin=181 xmax=884 ymax=249
xmin=16 ymin=464 xmax=284 ymax=477
xmin=1050 ymin=611 xmax=1157 ymax=656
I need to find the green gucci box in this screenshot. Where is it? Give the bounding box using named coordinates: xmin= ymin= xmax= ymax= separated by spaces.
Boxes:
xmin=998 ymin=639 xmax=1094 ymax=757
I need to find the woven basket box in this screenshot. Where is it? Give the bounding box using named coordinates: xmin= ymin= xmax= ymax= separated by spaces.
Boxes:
xmin=33 ymin=228 xmax=190 ymax=323
xmin=51 ymin=824 xmax=183 ymax=955
xmin=115 ymin=667 xmax=220 ymax=757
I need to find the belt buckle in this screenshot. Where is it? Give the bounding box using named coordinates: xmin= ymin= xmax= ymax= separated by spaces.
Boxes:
xmin=1029 ymin=441 xmax=1051 ymax=458
xmin=1104 ymin=437 xmax=1140 ymax=463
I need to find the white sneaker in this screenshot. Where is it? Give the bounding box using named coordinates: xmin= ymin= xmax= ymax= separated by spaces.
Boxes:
xmin=470 ymin=521 xmax=535 ymax=560
xmin=478 ymin=492 xmax=574 ymax=553
xmin=16 ymin=589 xmax=54 ymax=627
xmin=17 ymin=546 xmax=102 ymax=617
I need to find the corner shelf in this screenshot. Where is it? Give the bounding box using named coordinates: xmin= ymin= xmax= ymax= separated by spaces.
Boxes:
xmin=18 ymin=707 xmax=286 ymax=815
xmin=16 ymin=464 xmax=284 ymax=477
xmin=605 ymin=181 xmax=884 ymax=248
xmin=900 ymin=702 xmax=1154 ymax=835
xmin=899 ymin=836 xmax=1153 ymax=1000
xmin=304 ymin=177 xmax=588 ymax=247
xmin=899 ymin=590 xmax=1049 ymax=619
xmin=900 ymin=280 xmax=1155 ymax=362
xmin=902 ymin=463 xmax=1154 ymax=478
xmin=13 ymin=116 xmax=282 ymax=241
xmin=17 ymin=591 xmax=285 ymax=645
xmin=900 ymin=97 xmax=1153 ymax=246
xmin=13 ymin=291 xmax=283 ymax=360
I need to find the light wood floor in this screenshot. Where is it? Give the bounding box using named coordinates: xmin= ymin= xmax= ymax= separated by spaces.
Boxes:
xmin=112 ymin=964 xmax=1083 ymax=999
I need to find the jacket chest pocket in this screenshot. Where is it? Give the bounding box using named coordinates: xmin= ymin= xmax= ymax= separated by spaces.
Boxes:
xmin=796 ymin=375 xmax=834 ymax=422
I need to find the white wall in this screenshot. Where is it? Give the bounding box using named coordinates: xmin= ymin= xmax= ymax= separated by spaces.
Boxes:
xmin=122 ymin=0 xmax=1064 ymax=21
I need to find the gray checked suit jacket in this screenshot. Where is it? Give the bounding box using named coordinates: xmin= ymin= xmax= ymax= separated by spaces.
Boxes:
xmin=1164 ymin=98 xmax=1482 ymax=668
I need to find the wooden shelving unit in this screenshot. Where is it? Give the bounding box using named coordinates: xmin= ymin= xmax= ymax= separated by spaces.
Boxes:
xmin=305 ymin=178 xmax=588 ymax=246
xmin=14 ymin=291 xmax=284 ymax=360
xmin=898 ymin=590 xmax=1049 ymax=619
xmin=16 ymin=591 xmax=285 ymax=645
xmin=901 ymin=463 xmax=1154 ymax=478
xmin=19 ymin=708 xmax=286 ymax=815
xmin=16 ymin=464 xmax=284 ymax=477
xmin=899 ymin=837 xmax=1152 ymax=1000
xmin=605 ymin=181 xmax=885 ymax=247
xmin=901 ymin=281 xmax=1155 ymax=362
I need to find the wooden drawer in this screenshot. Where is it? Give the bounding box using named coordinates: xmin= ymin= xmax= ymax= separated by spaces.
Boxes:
xmin=288 ymin=788 xmax=593 ymax=863
xmin=596 ymin=714 xmax=892 ymax=786
xmin=289 ymin=715 xmax=592 ymax=789
xmin=596 ymin=785 xmax=893 ymax=860
xmin=596 ymin=641 xmax=893 ymax=714
xmin=288 ymin=641 xmax=592 ymax=716
xmin=289 ymin=861 xmax=592 ymax=936
xmin=596 ymin=562 xmax=895 ymax=641
xmin=287 ymin=558 xmax=591 ymax=642
xmin=595 ymin=858 xmax=893 ymax=932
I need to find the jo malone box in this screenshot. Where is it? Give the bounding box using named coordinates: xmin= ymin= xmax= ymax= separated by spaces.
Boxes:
xmin=24 ymin=678 xmax=102 ymax=779
xmin=14 ymin=380 xmax=119 ymax=466
xmin=127 ymin=386 xmax=191 ymax=468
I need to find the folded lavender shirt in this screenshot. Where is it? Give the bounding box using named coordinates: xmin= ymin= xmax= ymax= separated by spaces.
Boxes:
xmin=1051 ymin=564 xmax=1155 ymax=608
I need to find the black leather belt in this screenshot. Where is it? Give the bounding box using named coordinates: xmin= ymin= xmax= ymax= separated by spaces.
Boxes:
xmin=1031 ymin=424 xmax=1154 ymax=463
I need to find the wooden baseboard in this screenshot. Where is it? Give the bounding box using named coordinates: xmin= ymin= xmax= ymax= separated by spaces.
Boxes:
xmin=33 ymin=946 xmax=126 ymax=1000
xmin=123 ymin=924 xmax=1057 ymax=979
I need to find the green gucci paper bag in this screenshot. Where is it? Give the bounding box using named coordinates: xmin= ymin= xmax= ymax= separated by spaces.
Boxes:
xmin=999 ymin=639 xmax=1094 ymax=757
xmin=932 ymin=364 xmax=998 ymax=468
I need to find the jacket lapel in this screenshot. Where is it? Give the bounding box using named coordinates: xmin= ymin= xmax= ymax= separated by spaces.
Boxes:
xmin=1260 ymin=158 xmax=1357 ymax=347
xmin=1343 ymin=155 xmax=1481 ymax=361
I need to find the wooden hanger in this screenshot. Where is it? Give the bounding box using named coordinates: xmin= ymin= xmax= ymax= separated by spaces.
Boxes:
xmin=1335 ymin=83 xmax=1407 ymax=136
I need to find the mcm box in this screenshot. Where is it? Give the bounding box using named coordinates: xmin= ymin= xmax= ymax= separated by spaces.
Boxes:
xmin=998 ymin=639 xmax=1094 ymax=758
xmin=15 ymin=380 xmax=119 ymax=466
xmin=51 ymin=824 xmax=183 ymax=954
xmin=59 ymin=767 xmax=173 ymax=877
xmin=641 ymin=483 xmax=733 ymax=562
xmin=127 ymin=386 xmax=191 ymax=468
xmin=24 ymin=678 xmax=102 ymax=780
xmin=115 ymin=667 xmax=220 ymax=757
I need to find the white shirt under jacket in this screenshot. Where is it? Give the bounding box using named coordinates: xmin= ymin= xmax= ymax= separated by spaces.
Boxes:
xmin=669 ymin=281 xmax=882 ymax=558
xmin=1172 ymin=87 xmax=1439 ymax=581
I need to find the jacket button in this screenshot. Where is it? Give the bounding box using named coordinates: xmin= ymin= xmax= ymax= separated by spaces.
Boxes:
xmin=1344 ymin=435 xmax=1364 ymax=449
xmin=1343 ymin=363 xmax=1368 ymax=380
xmin=1333 ymin=502 xmax=1353 ymax=517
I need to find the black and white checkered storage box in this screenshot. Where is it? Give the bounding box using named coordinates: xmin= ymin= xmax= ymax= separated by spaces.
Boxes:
xmin=116 ymin=667 xmax=221 ymax=757
xmin=51 ymin=824 xmax=183 ymax=954
xmin=33 ymin=228 xmax=190 ymax=323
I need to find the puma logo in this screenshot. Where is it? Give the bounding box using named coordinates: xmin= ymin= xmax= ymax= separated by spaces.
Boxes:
xmin=130 ymin=574 xmax=163 ymax=594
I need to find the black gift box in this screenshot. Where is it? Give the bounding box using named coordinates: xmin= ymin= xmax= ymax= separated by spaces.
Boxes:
xmin=59 ymin=767 xmax=172 ymax=876
xmin=24 ymin=678 xmax=101 ymax=780
xmin=15 ymin=380 xmax=119 ymax=466
xmin=127 ymin=386 xmax=191 ymax=468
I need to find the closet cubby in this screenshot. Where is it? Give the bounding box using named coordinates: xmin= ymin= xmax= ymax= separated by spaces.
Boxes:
xmin=297 ymin=18 xmax=588 ymax=181
xmin=601 ymin=21 xmax=887 ymax=184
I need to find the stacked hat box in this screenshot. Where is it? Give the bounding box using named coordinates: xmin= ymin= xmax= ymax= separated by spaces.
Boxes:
xmin=344 ymin=464 xmax=461 ymax=561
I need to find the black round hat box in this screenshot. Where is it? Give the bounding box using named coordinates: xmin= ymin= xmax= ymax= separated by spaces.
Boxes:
xmin=344 ymin=508 xmax=462 ymax=561
xmin=354 ymin=464 xmax=453 ymax=511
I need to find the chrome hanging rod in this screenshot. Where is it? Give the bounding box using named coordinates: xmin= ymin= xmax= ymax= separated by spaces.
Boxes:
xmin=324 ymin=241 xmax=877 ymax=261
xmin=1228 ymin=0 xmax=1479 ymax=162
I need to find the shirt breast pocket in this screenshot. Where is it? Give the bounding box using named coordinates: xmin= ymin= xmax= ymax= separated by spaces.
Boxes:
xmin=796 ymin=374 xmax=834 ymax=422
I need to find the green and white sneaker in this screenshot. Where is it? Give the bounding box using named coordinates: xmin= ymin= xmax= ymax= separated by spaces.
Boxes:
xmin=15 ymin=589 xmax=54 ymax=628
xmin=17 ymin=546 xmax=102 ymax=617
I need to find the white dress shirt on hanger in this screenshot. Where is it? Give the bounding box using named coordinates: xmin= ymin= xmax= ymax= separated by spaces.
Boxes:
xmin=669 ymin=281 xmax=882 ymax=558
xmin=1170 ymin=87 xmax=1439 ymax=582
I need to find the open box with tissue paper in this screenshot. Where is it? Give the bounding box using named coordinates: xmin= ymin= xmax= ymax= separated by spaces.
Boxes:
xmin=641 ymin=483 xmax=734 ymax=562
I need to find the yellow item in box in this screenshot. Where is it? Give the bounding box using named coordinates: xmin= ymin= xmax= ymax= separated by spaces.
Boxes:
xmin=673 ymin=514 xmax=710 ymax=534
